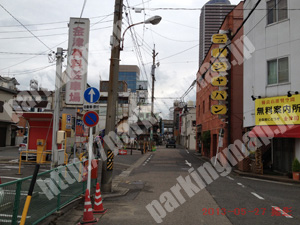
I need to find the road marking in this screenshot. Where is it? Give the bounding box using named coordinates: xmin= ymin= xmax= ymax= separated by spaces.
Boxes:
xmin=143 ymin=155 xmax=152 ymax=166
xmin=0 ymin=176 xmax=20 ymax=180
xmin=271 ymin=206 xmax=293 ymax=218
xmin=251 ymin=192 xmax=264 ymax=200
xmin=0 ymin=169 xmax=11 ymax=171
xmin=241 ymin=177 xmax=294 ymax=186
xmin=237 ymin=182 xmax=245 ymax=188
xmin=4 ymin=166 xmax=22 ymax=169
xmin=9 ymin=159 xmax=18 ymax=163
xmin=185 ymin=160 xmax=192 ymax=167
xmin=227 ymin=176 xmax=234 ymax=181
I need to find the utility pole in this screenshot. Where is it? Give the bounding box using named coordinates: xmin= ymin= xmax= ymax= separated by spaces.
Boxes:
xmin=150 ymin=46 xmax=158 ymax=149
xmin=101 ymin=0 xmax=123 ymax=193
xmin=51 ymin=47 xmax=63 ymax=169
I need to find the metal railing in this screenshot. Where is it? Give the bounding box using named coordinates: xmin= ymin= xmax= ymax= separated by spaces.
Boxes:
xmin=0 ymin=161 xmax=96 ymax=225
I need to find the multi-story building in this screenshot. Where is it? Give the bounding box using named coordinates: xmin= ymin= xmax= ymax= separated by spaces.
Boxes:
xmin=0 ymin=76 xmax=19 ymax=146
xmin=243 ymin=0 xmax=300 ymax=174
xmin=180 ymin=102 xmax=197 ymax=150
xmin=199 ymin=0 xmax=235 ymax=66
xmin=119 ymin=65 xmax=140 ymax=93
xmin=196 ymin=2 xmax=245 ymax=169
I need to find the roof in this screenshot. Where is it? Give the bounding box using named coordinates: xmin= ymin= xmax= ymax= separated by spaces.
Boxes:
xmin=0 ymin=86 xmax=18 ymax=94
xmin=0 ymin=76 xmax=20 ymax=85
xmin=206 ymin=0 xmax=231 ymax=4
xmin=22 ymin=112 xmax=53 ymax=120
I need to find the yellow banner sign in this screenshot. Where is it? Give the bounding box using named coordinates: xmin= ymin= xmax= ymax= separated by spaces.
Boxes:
xmin=211 ymin=48 xmax=228 ymax=58
xmin=211 ymin=105 xmax=227 ymax=115
xmin=211 ymin=91 xmax=228 ymax=101
xmin=211 ymin=76 xmax=228 ymax=87
xmin=255 ymin=95 xmax=300 ymax=125
xmin=211 ymin=62 xmax=228 ymax=72
xmin=212 ymin=34 xmax=228 ymax=44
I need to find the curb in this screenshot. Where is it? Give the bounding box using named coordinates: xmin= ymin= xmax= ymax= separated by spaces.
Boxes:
xmin=233 ymin=169 xmax=300 ymax=185
xmin=190 ymin=152 xmax=300 ymax=185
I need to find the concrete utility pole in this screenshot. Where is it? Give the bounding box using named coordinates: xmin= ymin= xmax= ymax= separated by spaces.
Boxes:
xmin=51 ymin=47 xmax=63 ymax=169
xmin=150 ymin=47 xmax=158 ymax=149
xmin=101 ymin=0 xmax=123 ymax=193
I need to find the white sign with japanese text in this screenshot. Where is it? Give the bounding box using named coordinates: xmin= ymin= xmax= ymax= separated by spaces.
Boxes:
xmin=65 ymin=18 xmax=90 ymax=105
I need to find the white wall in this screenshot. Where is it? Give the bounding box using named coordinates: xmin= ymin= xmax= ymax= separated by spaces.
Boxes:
xmin=243 ymin=0 xmax=300 ymax=128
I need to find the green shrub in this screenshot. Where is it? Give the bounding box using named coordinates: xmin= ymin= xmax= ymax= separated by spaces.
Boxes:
xmin=292 ymin=158 xmax=300 ymax=172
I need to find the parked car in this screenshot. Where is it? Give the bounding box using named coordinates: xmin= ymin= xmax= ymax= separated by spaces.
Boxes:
xmin=166 ymin=139 xmax=176 ymax=148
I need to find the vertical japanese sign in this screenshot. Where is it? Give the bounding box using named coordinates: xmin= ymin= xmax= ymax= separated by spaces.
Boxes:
xmin=65 ymin=18 xmax=90 ymax=105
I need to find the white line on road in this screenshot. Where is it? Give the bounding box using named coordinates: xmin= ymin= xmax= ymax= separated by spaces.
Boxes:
xmin=241 ymin=177 xmax=294 ymax=186
xmin=237 ymin=183 xmax=245 ymax=188
xmin=251 ymin=192 xmax=265 ymax=200
xmin=185 ymin=160 xmax=192 ymax=167
xmin=9 ymin=159 xmax=18 ymax=163
xmin=227 ymin=176 xmax=234 ymax=181
xmin=271 ymin=206 xmax=293 ymax=218
xmin=0 ymin=176 xmax=20 ymax=180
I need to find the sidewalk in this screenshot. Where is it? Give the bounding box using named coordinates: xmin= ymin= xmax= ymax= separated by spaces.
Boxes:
xmin=37 ymin=151 xmax=150 ymax=225
xmin=190 ymin=150 xmax=300 ymax=185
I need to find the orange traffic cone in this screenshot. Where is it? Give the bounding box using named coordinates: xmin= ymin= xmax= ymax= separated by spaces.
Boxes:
xmin=78 ymin=189 xmax=99 ymax=224
xmin=93 ymin=183 xmax=107 ymax=214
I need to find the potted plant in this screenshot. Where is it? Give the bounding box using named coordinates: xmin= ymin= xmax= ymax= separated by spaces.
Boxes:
xmin=292 ymin=158 xmax=300 ymax=180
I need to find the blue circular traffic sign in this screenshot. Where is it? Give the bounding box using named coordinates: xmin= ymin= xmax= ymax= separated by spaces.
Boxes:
xmin=83 ymin=111 xmax=99 ymax=127
xmin=84 ymin=87 xmax=100 ymax=103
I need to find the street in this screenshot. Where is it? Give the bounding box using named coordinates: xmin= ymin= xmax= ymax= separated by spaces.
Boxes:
xmin=80 ymin=146 xmax=300 ymax=225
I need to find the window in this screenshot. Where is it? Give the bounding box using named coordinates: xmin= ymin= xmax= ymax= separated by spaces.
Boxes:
xmin=267 ymin=57 xmax=289 ymax=85
xmin=0 ymin=101 xmax=3 ymax=113
xmin=267 ymin=0 xmax=287 ymax=24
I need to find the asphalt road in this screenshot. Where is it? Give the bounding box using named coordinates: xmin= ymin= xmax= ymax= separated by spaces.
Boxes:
xmin=97 ymin=146 xmax=300 ymax=225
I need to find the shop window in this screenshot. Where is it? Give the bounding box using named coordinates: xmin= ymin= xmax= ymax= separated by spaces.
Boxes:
xmin=267 ymin=57 xmax=289 ymax=85
xmin=267 ymin=0 xmax=287 ymax=25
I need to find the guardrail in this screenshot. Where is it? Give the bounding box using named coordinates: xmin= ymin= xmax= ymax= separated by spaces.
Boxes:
xmin=0 ymin=161 xmax=96 ymax=225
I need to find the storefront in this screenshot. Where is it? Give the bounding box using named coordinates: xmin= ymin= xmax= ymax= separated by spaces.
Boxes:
xmin=249 ymin=94 xmax=300 ymax=174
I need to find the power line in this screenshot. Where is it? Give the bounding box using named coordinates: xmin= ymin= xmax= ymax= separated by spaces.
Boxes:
xmin=0 ymin=51 xmax=47 ymax=55
xmin=149 ymin=28 xmax=198 ymax=43
xmin=179 ymin=0 xmax=263 ymax=100
xmin=1 ymin=64 xmax=55 ymax=76
xmin=130 ymin=7 xmax=300 ymax=11
xmin=158 ymin=44 xmax=199 ymax=62
xmin=0 ymin=13 xmax=113 ymax=27
xmin=0 ymin=3 xmax=52 ymax=51
xmin=0 ymin=20 xmax=113 ymax=33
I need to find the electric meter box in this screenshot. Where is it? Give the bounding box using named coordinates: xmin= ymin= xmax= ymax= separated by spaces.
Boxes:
xmin=57 ymin=131 xmax=66 ymax=144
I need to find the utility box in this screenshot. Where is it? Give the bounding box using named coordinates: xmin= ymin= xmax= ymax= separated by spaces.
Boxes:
xmin=36 ymin=139 xmax=47 ymax=163
xmin=57 ymin=131 xmax=66 ymax=144
xmin=54 ymin=149 xmax=65 ymax=165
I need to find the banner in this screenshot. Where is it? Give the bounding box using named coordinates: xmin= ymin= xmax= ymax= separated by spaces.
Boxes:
xmin=255 ymin=95 xmax=300 ymax=125
xmin=65 ymin=18 xmax=90 ymax=105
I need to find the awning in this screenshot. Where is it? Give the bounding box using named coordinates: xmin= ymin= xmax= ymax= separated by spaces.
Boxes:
xmin=249 ymin=125 xmax=300 ymax=138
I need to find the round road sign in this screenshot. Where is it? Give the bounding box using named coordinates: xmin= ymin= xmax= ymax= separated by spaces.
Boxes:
xmin=83 ymin=111 xmax=99 ymax=127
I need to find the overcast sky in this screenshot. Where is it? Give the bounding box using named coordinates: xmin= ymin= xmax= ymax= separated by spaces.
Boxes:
xmin=0 ymin=0 xmax=242 ymax=118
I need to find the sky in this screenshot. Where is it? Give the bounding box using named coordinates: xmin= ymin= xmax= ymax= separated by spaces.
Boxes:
xmin=0 ymin=0 xmax=242 ymax=119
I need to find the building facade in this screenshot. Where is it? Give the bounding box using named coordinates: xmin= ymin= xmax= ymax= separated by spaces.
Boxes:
xmin=119 ymin=65 xmax=140 ymax=93
xmin=243 ymin=0 xmax=300 ymax=174
xmin=0 ymin=76 xmax=19 ymax=146
xmin=199 ymin=0 xmax=235 ymax=66
xmin=196 ymin=2 xmax=245 ymax=169
xmin=180 ymin=105 xmax=197 ymax=150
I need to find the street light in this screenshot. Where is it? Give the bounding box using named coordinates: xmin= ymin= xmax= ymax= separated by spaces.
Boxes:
xmin=101 ymin=8 xmax=161 ymax=193
xmin=120 ymin=15 xmax=162 ymax=50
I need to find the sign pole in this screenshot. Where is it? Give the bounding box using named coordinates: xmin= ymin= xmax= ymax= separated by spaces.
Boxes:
xmin=87 ymin=127 xmax=93 ymax=192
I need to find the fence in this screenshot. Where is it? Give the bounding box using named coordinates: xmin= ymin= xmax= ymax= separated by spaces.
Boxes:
xmin=0 ymin=161 xmax=96 ymax=225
